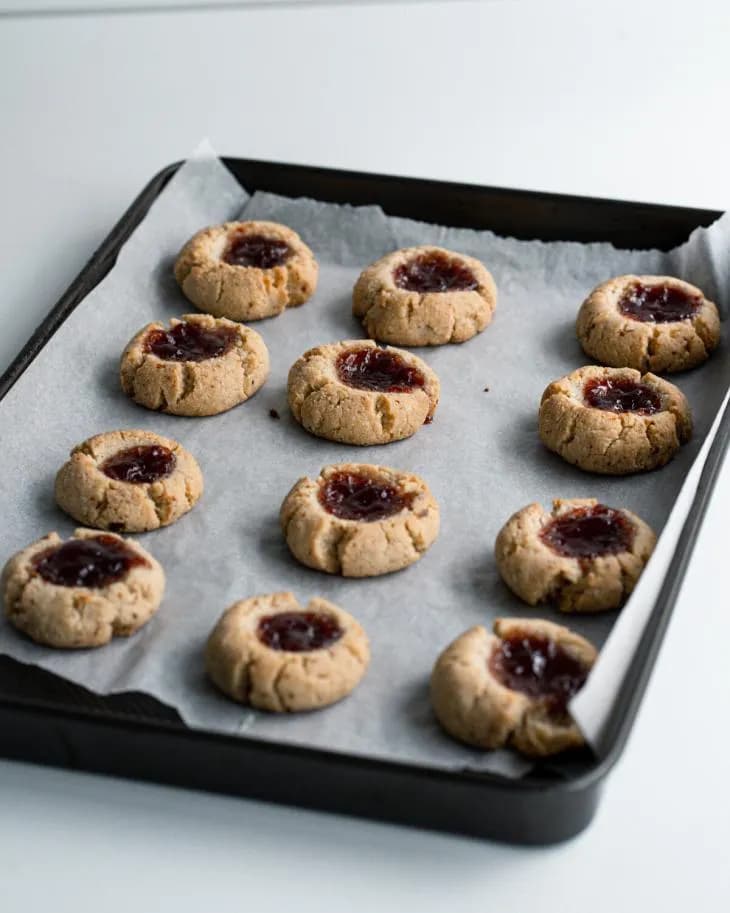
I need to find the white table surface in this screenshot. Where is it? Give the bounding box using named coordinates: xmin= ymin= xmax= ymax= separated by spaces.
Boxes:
xmin=1 ymin=1 xmax=728 ymax=909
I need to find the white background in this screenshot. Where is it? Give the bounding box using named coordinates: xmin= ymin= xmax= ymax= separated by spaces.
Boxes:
xmin=1 ymin=1 xmax=728 ymax=910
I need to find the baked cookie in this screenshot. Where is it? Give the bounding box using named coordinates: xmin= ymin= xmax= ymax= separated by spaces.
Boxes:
xmin=539 ymin=365 xmax=692 ymax=474
xmin=205 ymin=591 xmax=370 ymax=712
xmin=280 ymin=463 xmax=439 ymax=577
xmin=577 ymin=275 xmax=720 ymax=373
xmin=287 ymin=339 xmax=440 ymax=445
xmin=120 ymin=313 xmax=269 ymax=416
xmin=430 ymin=618 xmax=597 ymax=756
xmin=1 ymin=528 xmax=164 ymax=648
xmin=174 ymin=220 xmax=318 ymax=321
xmin=353 ymin=246 xmax=497 ymax=346
xmin=55 ymin=430 xmax=203 ymax=533
xmin=495 ymin=498 xmax=656 ymax=612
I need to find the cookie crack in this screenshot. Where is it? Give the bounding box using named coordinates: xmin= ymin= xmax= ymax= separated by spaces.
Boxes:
xmin=375 ymin=396 xmax=395 ymax=434
xmin=178 ymin=364 xmax=198 ymax=403
xmin=91 ymin=487 xmax=112 ymax=525
xmin=340 ymin=640 xmax=366 ymax=667
xmin=557 ymin=410 xmax=579 ymax=449
xmin=145 ymin=486 xmax=168 ymax=526
xmin=271 ymin=658 xmax=296 ymax=712
xmin=404 ymin=520 xmax=426 ymax=555
xmin=332 ymin=525 xmax=353 ymax=575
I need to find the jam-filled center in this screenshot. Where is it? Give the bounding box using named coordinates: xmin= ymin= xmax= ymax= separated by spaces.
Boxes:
xmin=145 ymin=321 xmax=236 ymax=362
xmin=619 ymin=282 xmax=701 ymax=324
xmin=584 ymin=377 xmax=661 ymax=415
xmin=336 ymin=347 xmax=426 ymax=393
xmin=393 ymin=251 xmax=478 ymax=293
xmin=101 ymin=445 xmax=177 ymax=484
xmin=540 ymin=505 xmax=634 ymax=559
xmin=319 ymin=470 xmax=414 ymax=522
xmin=223 ymin=232 xmax=292 ymax=269
xmin=32 ymin=536 xmax=147 ymax=588
xmin=489 ymin=634 xmax=589 ymax=712
xmin=257 ymin=611 xmax=343 ymax=652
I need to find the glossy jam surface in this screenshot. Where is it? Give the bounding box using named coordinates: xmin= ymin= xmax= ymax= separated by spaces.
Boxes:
xmin=489 ymin=633 xmax=588 ymax=712
xmin=336 ymin=347 xmax=425 ymax=393
xmin=319 ymin=470 xmax=413 ymax=522
xmin=145 ymin=321 xmax=236 ymax=362
xmin=257 ymin=611 xmax=343 ymax=652
xmin=223 ymin=233 xmax=292 ymax=269
xmin=393 ymin=251 xmax=478 ymax=293
xmin=101 ymin=445 xmax=176 ymax=484
xmin=540 ymin=504 xmax=633 ymax=559
xmin=32 ymin=536 xmax=146 ymax=588
xmin=619 ymin=282 xmax=701 ymax=323
xmin=584 ymin=377 xmax=661 ymax=415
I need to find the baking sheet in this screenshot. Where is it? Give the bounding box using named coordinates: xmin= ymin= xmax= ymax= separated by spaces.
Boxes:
xmin=1 ymin=142 xmax=728 ymax=777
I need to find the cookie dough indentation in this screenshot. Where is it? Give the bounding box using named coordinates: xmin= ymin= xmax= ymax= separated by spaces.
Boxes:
xmin=223 ymin=232 xmax=292 ymax=269
xmin=319 ymin=469 xmax=415 ymax=522
xmin=393 ymin=250 xmax=478 ymax=293
xmin=101 ymin=445 xmax=176 ymax=484
xmin=32 ymin=535 xmax=147 ymax=588
xmin=336 ymin=346 xmax=426 ymax=393
xmin=583 ymin=376 xmax=661 ymax=415
xmin=488 ymin=630 xmax=589 ymax=712
xmin=144 ymin=320 xmax=237 ymax=362
xmin=539 ymin=504 xmax=634 ymax=559
xmin=619 ymin=281 xmax=702 ymax=324
xmin=257 ymin=611 xmax=343 ymax=652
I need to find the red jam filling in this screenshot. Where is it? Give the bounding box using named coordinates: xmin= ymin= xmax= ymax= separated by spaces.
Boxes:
xmin=336 ymin=347 xmax=426 ymax=393
xmin=393 ymin=251 xmax=478 ymax=293
xmin=32 ymin=536 xmax=147 ymax=588
xmin=489 ymin=633 xmax=588 ymax=713
xmin=319 ymin=470 xmax=414 ymax=522
xmin=101 ymin=445 xmax=176 ymax=484
xmin=584 ymin=377 xmax=661 ymax=415
xmin=619 ymin=282 xmax=701 ymax=324
xmin=145 ymin=321 xmax=236 ymax=362
xmin=223 ymin=233 xmax=292 ymax=269
xmin=540 ymin=504 xmax=634 ymax=559
xmin=257 ymin=611 xmax=343 ymax=652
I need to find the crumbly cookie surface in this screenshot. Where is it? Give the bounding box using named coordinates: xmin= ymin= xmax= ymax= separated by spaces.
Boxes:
xmin=174 ymin=220 xmax=318 ymax=321
xmin=280 ymin=463 xmax=440 ymax=577
xmin=205 ymin=591 xmax=370 ymax=712
xmin=538 ymin=365 xmax=692 ymax=474
xmin=430 ymin=618 xmax=597 ymax=757
xmin=120 ymin=313 xmax=269 ymax=416
xmin=287 ymin=339 xmax=440 ymax=445
xmin=495 ymin=498 xmax=656 ymax=612
xmin=55 ymin=429 xmax=203 ymax=533
xmin=577 ymin=275 xmax=720 ymax=373
xmin=1 ymin=529 xmax=164 ymax=648
xmin=352 ymin=246 xmax=497 ymax=346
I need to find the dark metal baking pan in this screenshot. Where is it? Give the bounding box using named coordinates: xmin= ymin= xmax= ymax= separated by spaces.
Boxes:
xmin=0 ymin=158 xmax=727 ymax=845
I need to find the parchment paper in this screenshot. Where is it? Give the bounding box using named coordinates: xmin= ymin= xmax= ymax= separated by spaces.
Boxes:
xmin=1 ymin=142 xmax=728 ymax=777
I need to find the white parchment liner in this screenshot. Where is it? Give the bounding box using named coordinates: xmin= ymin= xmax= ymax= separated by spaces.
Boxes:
xmin=1 ymin=142 xmax=728 ymax=777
